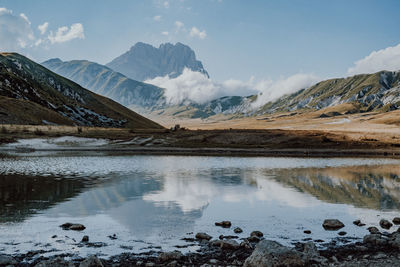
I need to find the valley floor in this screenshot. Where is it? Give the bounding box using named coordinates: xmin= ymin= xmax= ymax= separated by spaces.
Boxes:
xmin=2 ymin=107 xmax=400 ymax=158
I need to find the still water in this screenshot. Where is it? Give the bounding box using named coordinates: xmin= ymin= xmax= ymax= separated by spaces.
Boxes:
xmin=0 ymin=154 xmax=400 ymax=258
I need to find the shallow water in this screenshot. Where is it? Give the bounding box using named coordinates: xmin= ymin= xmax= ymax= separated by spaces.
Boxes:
xmin=0 ymin=154 xmax=400 ymax=259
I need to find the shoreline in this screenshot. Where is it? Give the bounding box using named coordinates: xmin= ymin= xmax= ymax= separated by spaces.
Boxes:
xmin=2 ymin=226 xmax=400 ymax=266
xmin=2 ymin=146 xmax=400 ymax=159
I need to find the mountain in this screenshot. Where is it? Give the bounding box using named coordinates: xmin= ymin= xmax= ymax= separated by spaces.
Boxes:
xmin=152 ymin=96 xmax=254 ymax=119
xmin=106 ymin=42 xmax=209 ymax=81
xmin=42 ymin=58 xmax=165 ymax=109
xmin=0 ymin=53 xmax=163 ymax=129
xmin=258 ymin=71 xmax=400 ymax=114
xmin=158 ymin=70 xmax=400 ymax=119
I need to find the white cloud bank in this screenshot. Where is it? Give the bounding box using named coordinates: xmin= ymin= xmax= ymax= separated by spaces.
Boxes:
xmin=0 ymin=7 xmax=35 ymax=50
xmin=347 ymin=43 xmax=400 ymax=75
xmin=145 ymin=68 xmax=318 ymax=106
xmin=252 ymin=74 xmax=320 ymax=107
xmin=153 ymin=15 xmax=161 ymax=22
xmin=48 ymin=23 xmax=85 ymax=44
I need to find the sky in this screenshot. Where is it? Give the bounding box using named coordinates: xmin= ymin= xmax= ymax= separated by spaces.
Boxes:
xmin=1 ymin=0 xmax=400 ymax=104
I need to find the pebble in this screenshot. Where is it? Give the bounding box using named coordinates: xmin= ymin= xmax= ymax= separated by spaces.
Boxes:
xmin=209 ymin=259 xmax=218 ymax=264
xmin=195 ymin=232 xmax=212 ymax=241
xmin=393 ymin=217 xmax=400 ymax=225
xmin=81 ymin=236 xmax=89 ymax=242
xmin=353 ymin=219 xmax=366 ymax=226
xmin=158 ymin=251 xmax=183 ymax=262
xmin=233 ymin=227 xmax=243 ymax=233
xmin=338 ymin=231 xmax=347 ymax=236
xmin=303 ymin=230 xmax=311 ymax=234
xmin=373 ymin=253 xmax=387 ymax=259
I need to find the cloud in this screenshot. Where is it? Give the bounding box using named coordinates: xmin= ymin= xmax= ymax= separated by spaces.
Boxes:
xmin=161 ymin=31 xmax=169 ymax=36
xmin=48 ymin=23 xmax=85 ymax=44
xmin=252 ymin=74 xmax=320 ymax=108
xmin=164 ymin=1 xmax=170 ymax=8
xmin=38 ymin=22 xmax=49 ymax=35
xmin=347 ymin=43 xmax=400 ymax=75
xmin=175 ymin=20 xmax=184 ymax=30
xmin=153 ymin=15 xmax=161 ymax=22
xmin=190 ymin=27 xmax=206 ymax=39
xmin=145 ymin=68 xmax=258 ymax=105
xmin=0 ymin=7 xmax=35 ymax=50
xmin=146 ymin=69 xmax=318 ymax=106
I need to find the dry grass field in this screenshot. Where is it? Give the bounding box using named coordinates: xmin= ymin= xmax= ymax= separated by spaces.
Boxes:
xmin=2 ymin=103 xmax=400 ymax=157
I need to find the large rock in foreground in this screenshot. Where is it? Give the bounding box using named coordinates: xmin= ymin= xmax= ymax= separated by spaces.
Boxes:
xmin=244 ymin=240 xmax=304 ymax=267
xmin=322 ymin=219 xmax=345 ymax=230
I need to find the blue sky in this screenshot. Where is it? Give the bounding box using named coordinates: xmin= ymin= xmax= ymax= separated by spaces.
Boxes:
xmin=0 ymin=0 xmax=400 ymax=83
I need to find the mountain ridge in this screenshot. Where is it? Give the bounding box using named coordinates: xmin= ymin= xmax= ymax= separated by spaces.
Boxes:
xmin=0 ymin=52 xmax=163 ymax=129
xmin=42 ymin=58 xmax=166 ymax=110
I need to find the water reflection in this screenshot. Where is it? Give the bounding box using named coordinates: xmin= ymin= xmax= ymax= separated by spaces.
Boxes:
xmin=0 ymin=155 xmax=399 ymax=256
xmin=270 ymin=165 xmax=400 ymax=210
xmin=0 ymin=174 xmax=87 ymax=223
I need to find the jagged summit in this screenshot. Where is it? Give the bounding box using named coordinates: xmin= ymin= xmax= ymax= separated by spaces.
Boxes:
xmin=106 ymin=42 xmax=209 ymax=81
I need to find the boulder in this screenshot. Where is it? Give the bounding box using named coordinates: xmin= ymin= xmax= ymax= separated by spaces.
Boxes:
xmin=390 ymin=235 xmax=400 ymax=248
xmin=35 ymin=257 xmax=74 ymax=267
xmin=244 ymin=240 xmax=305 ymax=267
xmin=393 ymin=217 xmax=400 ymax=225
xmin=0 ymin=254 xmax=17 ymax=265
xmin=60 ymin=223 xmax=86 ymax=231
xmin=158 ymin=251 xmax=183 ymax=263
xmin=195 ymin=232 xmax=212 ymax=241
xmin=363 ymin=234 xmax=387 ymax=246
xmin=82 ymin=235 xmax=89 ymax=242
xmin=219 ymin=240 xmax=240 ymax=250
xmin=250 ymin=231 xmax=264 ymax=237
xmin=79 ymin=255 xmax=104 ymax=267
xmin=247 ymin=236 xmax=261 ymax=243
xmin=215 ymin=221 xmax=232 ymax=228
xmin=322 ymin=219 xmax=344 ymax=230
xmin=302 ymin=242 xmax=319 ymax=258
xmin=367 ymin=226 xmax=380 ymax=234
xmin=380 ymin=219 xmax=393 ymax=230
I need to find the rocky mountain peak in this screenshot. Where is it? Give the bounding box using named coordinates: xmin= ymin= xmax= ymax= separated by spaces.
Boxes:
xmin=106 ymin=42 xmax=209 ymax=81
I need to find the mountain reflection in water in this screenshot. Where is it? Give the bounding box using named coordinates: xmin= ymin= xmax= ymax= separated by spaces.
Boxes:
xmin=0 ymin=155 xmax=400 ymax=255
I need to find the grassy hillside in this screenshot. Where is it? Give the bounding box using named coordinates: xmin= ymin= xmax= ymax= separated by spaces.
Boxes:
xmin=0 ymin=53 xmax=163 ymax=129
xmin=42 ymin=59 xmax=165 ymax=109
xmin=259 ymin=71 xmax=400 ymax=114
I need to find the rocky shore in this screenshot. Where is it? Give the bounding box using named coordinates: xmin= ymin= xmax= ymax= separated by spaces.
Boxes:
xmin=1 ymin=218 xmax=400 ymax=266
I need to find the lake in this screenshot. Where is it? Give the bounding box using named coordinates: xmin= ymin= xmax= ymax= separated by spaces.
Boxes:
xmin=0 ymin=153 xmax=400 ymax=259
